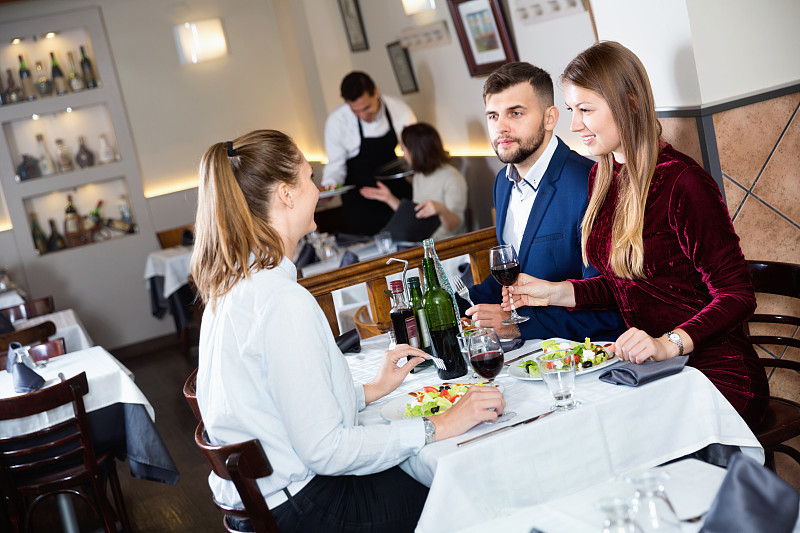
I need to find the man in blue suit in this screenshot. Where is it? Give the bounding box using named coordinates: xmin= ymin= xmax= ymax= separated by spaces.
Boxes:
xmin=465 ymin=62 xmax=624 ymax=341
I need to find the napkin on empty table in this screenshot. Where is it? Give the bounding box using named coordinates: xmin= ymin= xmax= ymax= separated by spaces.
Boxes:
xmin=336 ymin=328 xmax=361 ymax=354
xmin=338 ymin=251 xmax=359 ymax=268
xmin=700 ymin=452 xmax=799 ymax=533
xmin=6 ymin=342 xmax=45 ymax=393
xmin=599 ymin=355 xmax=687 ymax=386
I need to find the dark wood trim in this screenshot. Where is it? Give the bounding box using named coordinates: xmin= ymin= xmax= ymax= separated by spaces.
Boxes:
xmin=657 ymin=81 xmax=800 ymax=118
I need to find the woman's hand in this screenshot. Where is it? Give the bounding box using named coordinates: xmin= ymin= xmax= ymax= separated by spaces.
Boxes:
xmin=501 ymin=275 xmax=576 ymax=310
xmin=429 ymin=385 xmax=506 ymax=441
xmin=610 ymin=327 xmax=691 ymax=363
xmin=359 ymin=182 xmax=400 ymax=210
xmin=414 ymin=200 xmax=443 ymax=219
xmin=363 ymin=344 xmax=427 ymax=404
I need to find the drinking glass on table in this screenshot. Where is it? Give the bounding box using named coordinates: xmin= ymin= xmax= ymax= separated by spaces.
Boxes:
xmin=536 ymin=348 xmax=580 ymax=411
xmin=595 ymin=498 xmax=644 ymax=533
xmin=624 ymin=471 xmax=681 ymax=532
xmin=466 ymin=328 xmax=515 ymax=422
xmin=489 ymin=244 xmax=528 ymax=325
xmin=375 ymin=231 xmax=393 ymax=255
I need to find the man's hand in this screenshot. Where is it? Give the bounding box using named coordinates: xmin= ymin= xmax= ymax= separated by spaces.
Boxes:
xmin=465 ymin=303 xmax=521 ymax=338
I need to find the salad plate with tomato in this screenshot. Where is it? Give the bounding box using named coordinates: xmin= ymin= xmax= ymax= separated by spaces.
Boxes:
xmin=380 ymin=382 xmax=494 ymax=421
xmin=507 ymin=337 xmax=617 ymax=381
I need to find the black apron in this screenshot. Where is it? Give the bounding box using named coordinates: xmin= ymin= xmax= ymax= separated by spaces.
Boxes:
xmin=342 ymin=102 xmax=412 ymax=235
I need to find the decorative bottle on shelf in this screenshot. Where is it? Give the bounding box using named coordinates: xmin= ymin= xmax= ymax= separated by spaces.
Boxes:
xmin=46 ymin=219 xmax=67 ymax=251
xmin=389 ymin=280 xmax=419 ymax=356
xmin=67 ymin=51 xmax=85 ymax=92
xmin=408 ymin=276 xmax=433 ymax=358
xmin=117 ymin=194 xmax=132 ymax=223
xmin=17 ymin=55 xmax=36 ymax=101
xmin=54 ymin=139 xmax=74 ymax=173
xmin=0 ymin=74 xmax=5 ymax=105
xmin=88 ymin=200 xmax=104 ymax=224
xmin=4 ymin=69 xmax=22 ymax=104
xmin=16 ymin=155 xmax=40 ymax=182
xmin=29 ymin=213 xmax=48 ymax=255
xmin=97 ymin=134 xmax=117 ymax=164
xmin=422 ymin=241 xmax=467 ymax=379
xmin=79 ymin=46 xmax=97 ymax=89
xmin=35 ymin=61 xmax=51 ymax=97
xmin=105 ymin=218 xmax=136 ymax=234
xmin=35 ymin=134 xmax=56 ymax=176
xmin=64 ymin=194 xmax=82 ymax=239
xmin=50 ymin=52 xmax=67 ymax=96
xmin=75 ymin=136 xmax=95 ymax=168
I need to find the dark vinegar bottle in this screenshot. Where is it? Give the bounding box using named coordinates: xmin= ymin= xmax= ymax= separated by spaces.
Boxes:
xmin=388 ymin=280 xmax=419 ymax=355
xmin=422 ymin=242 xmax=467 ymax=379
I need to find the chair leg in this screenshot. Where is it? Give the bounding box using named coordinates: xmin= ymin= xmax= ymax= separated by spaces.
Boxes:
xmin=772 ymin=443 xmax=800 ymax=468
xmin=106 ymin=458 xmax=133 ymax=533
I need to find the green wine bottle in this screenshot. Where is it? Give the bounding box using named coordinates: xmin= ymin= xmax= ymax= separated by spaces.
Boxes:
xmin=29 ymin=213 xmax=48 ymax=255
xmin=408 ymin=277 xmax=433 ymax=358
xmin=422 ymin=242 xmax=467 ymax=379
xmin=18 ymin=55 xmax=36 ymax=101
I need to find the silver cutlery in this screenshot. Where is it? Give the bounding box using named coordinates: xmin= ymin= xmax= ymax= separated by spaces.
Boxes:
xmin=426 ymin=354 xmax=447 ymax=371
xmin=452 ymin=276 xmax=475 ymax=308
xmin=504 ymin=347 xmax=543 ymax=366
xmin=457 ymin=409 xmax=555 ymax=446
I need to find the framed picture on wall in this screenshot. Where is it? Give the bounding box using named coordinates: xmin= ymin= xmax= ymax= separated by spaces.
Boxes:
xmin=386 ymin=41 xmax=419 ymax=94
xmin=446 ymin=0 xmax=518 ymax=76
xmin=337 ymin=0 xmax=369 ymax=52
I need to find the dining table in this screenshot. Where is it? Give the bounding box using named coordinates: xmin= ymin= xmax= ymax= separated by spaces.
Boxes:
xmin=346 ymin=334 xmax=764 ymax=533
xmin=0 ymin=288 xmax=26 ymax=309
xmin=144 ymin=245 xmax=195 ymax=335
xmin=13 ymin=308 xmax=94 ymax=352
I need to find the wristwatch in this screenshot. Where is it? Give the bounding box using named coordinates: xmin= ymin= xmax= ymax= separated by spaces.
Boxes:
xmin=422 ymin=417 xmax=436 ymax=445
xmin=664 ymin=331 xmax=684 ymax=357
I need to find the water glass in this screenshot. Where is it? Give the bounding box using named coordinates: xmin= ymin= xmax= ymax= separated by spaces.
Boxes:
xmin=624 ymin=471 xmax=681 ymax=532
xmin=595 ymin=498 xmax=643 ymax=533
xmin=536 ymin=348 xmax=579 ymax=410
xmin=375 ymin=231 xmax=393 ymax=255
xmin=456 ymin=329 xmax=479 ymax=378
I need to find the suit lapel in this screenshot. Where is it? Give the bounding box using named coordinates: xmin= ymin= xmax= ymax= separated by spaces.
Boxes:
xmin=494 ymin=168 xmax=512 ymax=244
xmin=517 ymin=139 xmax=569 ymax=268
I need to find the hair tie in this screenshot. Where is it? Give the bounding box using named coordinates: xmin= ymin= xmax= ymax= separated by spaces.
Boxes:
xmin=226 ymin=141 xmax=237 ymax=157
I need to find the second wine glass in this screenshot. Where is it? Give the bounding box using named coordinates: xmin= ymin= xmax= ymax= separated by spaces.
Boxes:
xmin=489 ymin=244 xmax=529 ymax=325
xmin=467 ymin=328 xmax=515 ymax=422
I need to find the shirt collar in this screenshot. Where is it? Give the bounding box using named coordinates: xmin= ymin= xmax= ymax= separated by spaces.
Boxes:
xmin=504 ymin=135 xmax=559 ymax=192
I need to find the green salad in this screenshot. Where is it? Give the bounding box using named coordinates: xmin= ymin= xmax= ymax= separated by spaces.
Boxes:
xmin=403 ymin=383 xmax=474 ymax=418
xmin=517 ymin=338 xmax=612 ymax=376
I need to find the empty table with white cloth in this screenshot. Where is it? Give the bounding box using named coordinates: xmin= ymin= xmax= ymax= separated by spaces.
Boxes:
xmin=345 ymin=334 xmax=763 ymax=533
xmin=13 ymin=308 xmax=94 ymax=352
xmin=0 ymin=289 xmax=25 ymax=309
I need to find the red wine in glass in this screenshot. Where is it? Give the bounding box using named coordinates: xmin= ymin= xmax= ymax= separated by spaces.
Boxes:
xmin=470 ymin=350 xmax=504 ymax=380
xmin=489 ymin=245 xmax=529 ymax=325
xmin=491 ymin=262 xmax=520 ymax=287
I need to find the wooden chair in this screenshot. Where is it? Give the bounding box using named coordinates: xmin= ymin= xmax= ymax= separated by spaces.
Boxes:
xmin=183 ymin=368 xmax=202 ymax=422
xmin=0 ymin=338 xmax=66 ymax=369
xmin=0 ymin=321 xmax=56 ymax=353
xmin=746 ymin=260 xmax=800 ymax=471
xmin=0 ymin=296 xmax=55 ymax=324
xmin=156 ymin=223 xmax=194 ymax=249
xmin=0 ymin=372 xmax=132 ymax=533
xmin=194 ymin=422 xmax=279 ymax=533
xmin=353 ymin=305 xmax=383 ymax=340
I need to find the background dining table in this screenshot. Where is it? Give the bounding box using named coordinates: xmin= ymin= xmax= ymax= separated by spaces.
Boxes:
xmin=144 ymin=245 xmax=195 ymax=336
xmin=346 ymin=334 xmax=763 ymax=533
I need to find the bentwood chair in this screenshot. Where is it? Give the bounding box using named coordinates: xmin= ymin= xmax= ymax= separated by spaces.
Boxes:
xmin=746 ymin=260 xmax=800 ymax=471
xmin=156 ymin=223 xmax=194 ymax=249
xmin=0 ymin=321 xmax=56 ymax=353
xmin=183 ymin=368 xmax=202 ymax=422
xmin=353 ymin=305 xmax=382 ymax=340
xmin=0 ymin=296 xmax=55 ymax=325
xmin=0 ymin=372 xmax=132 ymax=533
xmin=0 ymin=338 xmax=66 ymax=370
xmin=194 ymin=422 xmax=279 ymax=533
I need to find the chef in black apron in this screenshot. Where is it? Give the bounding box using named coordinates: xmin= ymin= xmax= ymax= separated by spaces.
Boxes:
xmin=342 ymin=100 xmax=413 ymax=235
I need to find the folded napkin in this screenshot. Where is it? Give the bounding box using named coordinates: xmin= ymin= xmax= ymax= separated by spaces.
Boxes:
xmin=334 ymin=233 xmax=372 ymax=247
xmin=500 ymin=337 xmax=525 ymax=352
xmin=599 ymin=355 xmax=688 ymax=386
xmin=336 ymin=329 xmax=361 ymax=354
xmin=700 ymin=452 xmax=799 ymax=533
xmin=381 ymin=199 xmax=440 ymax=242
xmin=338 ymin=250 xmax=359 ymax=268
xmin=0 ymin=313 xmax=14 ymax=335
xmin=181 ymin=228 xmax=195 ymax=246
xmin=295 ymin=242 xmax=318 ymax=268
xmin=6 ymin=342 xmax=44 ymax=393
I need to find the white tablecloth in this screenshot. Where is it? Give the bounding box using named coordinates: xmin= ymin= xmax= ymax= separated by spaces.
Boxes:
xmin=144 ymin=246 xmax=193 ymax=299
xmin=0 ymin=346 xmax=153 ymax=438
xmin=0 ymin=289 xmax=25 ymax=309
xmin=14 ymin=309 xmax=94 ymax=353
xmin=346 ymin=334 xmax=763 ymax=533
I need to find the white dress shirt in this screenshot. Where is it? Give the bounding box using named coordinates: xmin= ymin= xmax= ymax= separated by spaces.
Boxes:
xmin=501 ymin=135 xmax=558 ymax=252
xmin=197 ymin=256 xmax=424 ymax=508
xmin=321 ymin=94 xmax=417 ymax=187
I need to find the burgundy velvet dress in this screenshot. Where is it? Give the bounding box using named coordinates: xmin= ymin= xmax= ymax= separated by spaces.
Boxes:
xmin=570 ymin=143 xmax=768 ymax=428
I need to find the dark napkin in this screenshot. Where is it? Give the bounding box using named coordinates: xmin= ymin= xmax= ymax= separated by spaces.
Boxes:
xmin=295 ymin=242 xmax=318 ymax=268
xmin=338 ymin=250 xmax=359 ymax=268
xmin=6 ymin=342 xmax=45 ymax=393
xmin=180 ymin=229 xmax=194 ymax=246
xmin=700 ymin=452 xmax=799 ymax=533
xmin=381 ymin=199 xmax=441 ymax=242
xmin=0 ymin=312 xmax=13 ymax=334
xmin=500 ymin=337 xmax=525 ymax=352
xmin=598 ymin=355 xmax=688 ymax=386
xmin=336 ymin=329 xmax=361 ymax=354
xmin=335 ymin=233 xmax=373 ymax=247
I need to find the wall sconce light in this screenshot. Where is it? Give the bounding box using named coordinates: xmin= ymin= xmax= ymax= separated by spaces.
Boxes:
xmin=173 ymin=18 xmax=228 ymax=64
xmin=402 ymin=0 xmax=436 ymax=15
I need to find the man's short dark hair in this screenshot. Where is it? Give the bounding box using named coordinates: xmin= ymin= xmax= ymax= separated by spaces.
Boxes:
xmin=482 ymin=62 xmax=554 ymax=108
xmin=340 ymin=72 xmax=376 ymax=101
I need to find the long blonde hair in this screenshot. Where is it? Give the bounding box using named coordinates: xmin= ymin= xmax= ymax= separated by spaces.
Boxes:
xmin=190 ymin=130 xmax=303 ymax=309
xmin=561 ymin=41 xmax=662 ymax=279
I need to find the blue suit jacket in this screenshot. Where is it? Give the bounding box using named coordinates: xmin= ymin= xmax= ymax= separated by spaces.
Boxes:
xmin=468 ymin=137 xmax=625 ymax=341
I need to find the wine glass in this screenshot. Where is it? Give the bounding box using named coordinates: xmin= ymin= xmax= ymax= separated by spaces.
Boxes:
xmin=624 ymin=471 xmax=681 ymax=532
xmin=489 ymin=244 xmax=529 ymax=325
xmin=536 ymin=348 xmax=580 ymax=411
xmin=595 ymin=498 xmax=644 ymax=533
xmin=466 ymin=328 xmax=516 ymax=422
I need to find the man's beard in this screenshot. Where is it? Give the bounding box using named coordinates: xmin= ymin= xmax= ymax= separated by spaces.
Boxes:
xmin=492 ymin=119 xmax=546 ymax=165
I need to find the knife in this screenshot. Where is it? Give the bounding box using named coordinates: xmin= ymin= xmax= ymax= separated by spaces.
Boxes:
xmin=456 ymin=410 xmax=555 ymax=447
xmin=503 ymin=347 xmax=543 ymax=366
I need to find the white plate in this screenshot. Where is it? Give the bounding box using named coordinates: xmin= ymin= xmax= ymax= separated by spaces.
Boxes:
xmin=318 ymin=185 xmax=355 ymax=199
xmin=507 ymin=340 xmax=618 ymax=381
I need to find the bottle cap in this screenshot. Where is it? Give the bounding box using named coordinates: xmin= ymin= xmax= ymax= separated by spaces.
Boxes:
xmin=408 ymin=276 xmax=420 ymax=287
xmin=389 ymin=280 xmax=404 ymax=292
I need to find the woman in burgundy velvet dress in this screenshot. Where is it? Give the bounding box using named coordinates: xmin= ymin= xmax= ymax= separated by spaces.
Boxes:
xmin=503 ymin=41 xmax=768 ymax=428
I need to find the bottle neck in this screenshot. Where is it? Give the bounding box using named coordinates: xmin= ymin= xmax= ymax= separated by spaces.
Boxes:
xmin=422 ymin=258 xmax=439 ymax=290
xmin=390 ymin=290 xmax=408 ymax=309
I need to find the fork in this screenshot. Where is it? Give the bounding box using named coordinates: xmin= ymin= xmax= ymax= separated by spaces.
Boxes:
xmin=452 ymin=276 xmax=475 ymax=308
xmin=425 ymin=354 xmax=447 ymax=371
